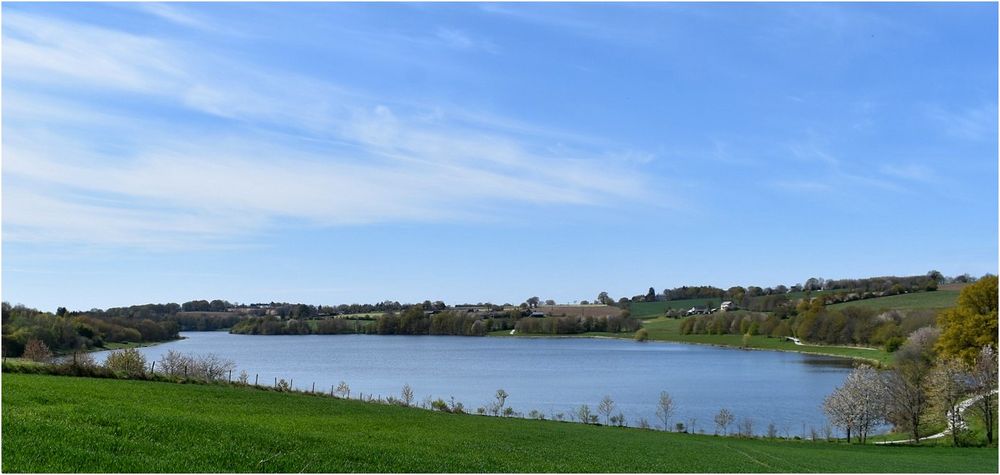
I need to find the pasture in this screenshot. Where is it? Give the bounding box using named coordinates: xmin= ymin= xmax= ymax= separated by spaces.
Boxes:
xmin=828 ymin=290 xmax=960 ymax=311
xmin=3 ymin=374 xmax=995 ymax=473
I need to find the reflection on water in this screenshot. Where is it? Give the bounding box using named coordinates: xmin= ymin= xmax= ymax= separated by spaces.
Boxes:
xmin=799 ymin=355 xmax=859 ymax=370
xmin=93 ymin=332 xmax=873 ymax=437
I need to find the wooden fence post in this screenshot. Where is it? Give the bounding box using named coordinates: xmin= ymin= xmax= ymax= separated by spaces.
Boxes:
xmin=150 ymin=361 xmax=156 ymax=373
xmin=254 ymin=373 xmax=258 ymax=386
xmin=312 ymin=382 xmax=315 ymax=393
xmin=228 ymin=370 xmax=232 ymax=382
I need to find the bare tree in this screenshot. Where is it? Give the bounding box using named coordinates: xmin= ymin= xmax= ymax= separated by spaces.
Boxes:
xmin=598 ymin=395 xmax=615 ymax=425
xmin=22 ymin=339 xmax=53 ymax=362
xmin=714 ymin=408 xmax=734 ymax=435
xmin=737 ymin=417 xmax=755 ymax=437
xmin=577 ymin=404 xmax=594 ymax=424
xmin=656 ymin=391 xmax=675 ymax=431
xmin=929 ymin=357 xmax=970 ymax=447
xmin=885 ymin=327 xmax=939 ymax=443
xmin=885 ymin=363 xmax=930 ymax=443
xmin=401 ymin=383 xmax=414 ymax=407
xmin=495 ymin=389 xmax=509 ymax=416
xmin=968 ymin=346 xmax=998 ymax=445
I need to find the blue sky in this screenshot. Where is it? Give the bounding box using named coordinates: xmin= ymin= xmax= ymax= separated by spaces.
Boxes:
xmin=3 ymin=2 xmax=997 ymax=311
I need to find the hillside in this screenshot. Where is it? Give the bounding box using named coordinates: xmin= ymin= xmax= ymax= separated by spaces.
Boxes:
xmin=828 ymin=290 xmax=960 ymax=311
xmin=3 ymin=374 xmax=995 ymax=473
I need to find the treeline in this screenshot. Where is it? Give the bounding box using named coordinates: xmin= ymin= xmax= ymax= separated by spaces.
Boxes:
xmin=642 ymin=271 xmax=966 ymax=304
xmin=679 ymin=304 xmax=937 ymax=350
xmin=372 ymin=308 xmax=489 ymax=336
xmin=515 ymin=315 xmax=641 ymax=335
xmin=61 ymin=301 xmax=239 ymax=331
xmin=230 ymin=316 xmax=362 ymax=335
xmin=2 ymin=303 xmax=180 ymax=357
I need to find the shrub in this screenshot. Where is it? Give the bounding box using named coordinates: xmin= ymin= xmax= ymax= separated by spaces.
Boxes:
xmin=430 ymin=398 xmax=450 ymax=412
xmin=634 ymin=328 xmax=649 ymax=342
xmin=21 ymin=339 xmax=52 ymax=362
xmin=104 ymin=348 xmax=147 ymax=376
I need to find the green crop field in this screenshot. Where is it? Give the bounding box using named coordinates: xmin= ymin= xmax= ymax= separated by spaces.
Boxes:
xmin=631 ymin=298 xmax=723 ymax=318
xmin=828 ymin=290 xmax=960 ymax=311
xmin=3 ymin=374 xmax=995 ymax=473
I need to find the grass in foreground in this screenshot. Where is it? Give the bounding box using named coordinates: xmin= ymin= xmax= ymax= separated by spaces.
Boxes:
xmin=3 ymin=374 xmax=996 ymax=473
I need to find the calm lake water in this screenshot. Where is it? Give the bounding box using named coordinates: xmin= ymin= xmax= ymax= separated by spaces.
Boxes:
xmin=94 ymin=332 xmax=860 ymax=436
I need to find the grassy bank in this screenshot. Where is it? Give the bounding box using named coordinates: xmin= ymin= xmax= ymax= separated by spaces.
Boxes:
xmin=3 ymin=374 xmax=996 ymax=473
xmin=493 ymin=317 xmax=892 ymax=364
xmin=638 ymin=318 xmax=892 ymax=365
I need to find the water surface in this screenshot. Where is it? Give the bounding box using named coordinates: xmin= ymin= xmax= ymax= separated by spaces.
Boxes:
xmin=95 ymin=332 xmax=860 ymax=436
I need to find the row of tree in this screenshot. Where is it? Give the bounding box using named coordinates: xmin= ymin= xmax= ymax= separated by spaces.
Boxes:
xmin=514 ymin=315 xmax=641 ymax=335
xmin=631 ymin=271 xmax=975 ymax=304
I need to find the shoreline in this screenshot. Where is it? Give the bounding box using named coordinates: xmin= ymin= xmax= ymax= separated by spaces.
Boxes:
xmin=489 ymin=331 xmax=884 ymax=365
xmin=75 ymin=336 xmax=185 ymax=356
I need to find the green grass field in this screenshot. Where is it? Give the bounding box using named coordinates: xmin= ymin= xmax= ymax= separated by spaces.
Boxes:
xmin=638 ymin=317 xmax=893 ymax=365
xmin=3 ymin=374 xmax=995 ymax=473
xmin=829 ymin=290 xmax=960 ymax=311
xmin=631 ymin=298 xmax=723 ymax=318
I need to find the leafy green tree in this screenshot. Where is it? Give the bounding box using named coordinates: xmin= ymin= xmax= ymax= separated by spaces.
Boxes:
xmin=937 ymin=275 xmax=998 ymax=364
xmin=645 ymin=287 xmax=656 ymax=302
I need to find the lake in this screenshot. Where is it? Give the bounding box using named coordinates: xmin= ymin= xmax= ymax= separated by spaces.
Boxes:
xmin=94 ymin=332 xmax=861 ymax=436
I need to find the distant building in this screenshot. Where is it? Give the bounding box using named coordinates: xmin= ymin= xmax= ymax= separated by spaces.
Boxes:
xmin=720 ymin=301 xmax=736 ymax=312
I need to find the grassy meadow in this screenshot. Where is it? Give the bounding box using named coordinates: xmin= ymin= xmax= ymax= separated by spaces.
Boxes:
xmin=828 ymin=290 xmax=960 ymax=311
xmin=630 ymin=298 xmax=723 ymax=318
xmin=3 ymin=374 xmax=996 ymax=473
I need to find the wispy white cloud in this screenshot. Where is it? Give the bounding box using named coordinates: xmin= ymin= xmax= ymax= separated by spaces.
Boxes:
xmin=2 ymin=11 xmax=661 ymax=249
xmin=135 ymin=3 xmax=215 ymax=31
xmin=434 ymin=27 xmax=498 ymax=53
xmin=879 ymin=163 xmax=936 ymax=183
xmin=926 ymin=102 xmax=998 ymax=142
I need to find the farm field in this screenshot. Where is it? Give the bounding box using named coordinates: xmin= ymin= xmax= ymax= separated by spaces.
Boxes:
xmin=630 ymin=298 xmax=723 ymax=318
xmin=3 ymin=374 xmax=996 ymax=473
xmin=828 ymin=290 xmax=960 ymax=311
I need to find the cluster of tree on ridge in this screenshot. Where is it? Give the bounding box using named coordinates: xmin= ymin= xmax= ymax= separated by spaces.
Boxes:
xmin=624 ymin=270 xmax=971 ymax=304
xmin=2 ymin=303 xmax=181 ymax=358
